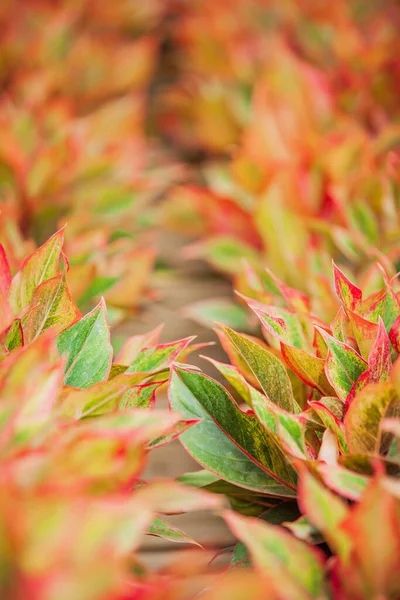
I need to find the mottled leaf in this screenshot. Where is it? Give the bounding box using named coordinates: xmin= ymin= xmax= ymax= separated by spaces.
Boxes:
xmin=23 ymin=275 xmax=80 ymax=343
xmin=224 ymin=511 xmax=328 ymax=600
xmin=9 ymin=229 xmax=64 ymax=313
xmin=125 ymin=337 xmax=194 ymax=374
xmin=57 ymin=299 xmax=112 ymax=388
xmin=281 ymin=344 xmax=333 ymax=395
xmin=3 ymin=319 xmax=24 ymax=352
xmin=310 ymin=401 xmax=348 ymax=453
xmin=298 ymin=470 xmax=350 ymax=559
xmin=250 ymin=303 xmax=309 ymax=349
xmin=333 ymin=262 xmax=362 ymax=313
xmin=59 ymin=373 xmax=146 ymax=419
xmin=316 ymin=327 xmax=367 ymax=401
xmin=120 ymin=381 xmax=162 ymax=410
xmin=169 ymin=367 xmax=297 ymax=496
xmin=344 ymin=382 xmax=398 ymax=453
xmin=219 ymin=325 xmax=298 ymax=413
xmin=346 ymin=309 xmax=378 ymax=359
xmin=317 ymin=464 xmax=369 ymax=501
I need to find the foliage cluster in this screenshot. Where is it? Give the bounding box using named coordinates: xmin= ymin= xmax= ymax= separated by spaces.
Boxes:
xmin=1 ymin=1 xmax=400 ymax=599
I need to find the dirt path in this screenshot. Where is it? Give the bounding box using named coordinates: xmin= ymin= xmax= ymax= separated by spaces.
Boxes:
xmin=115 ymin=231 xmax=236 ymax=559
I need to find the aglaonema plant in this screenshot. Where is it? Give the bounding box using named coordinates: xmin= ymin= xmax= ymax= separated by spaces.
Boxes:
xmin=0 ymin=0 xmax=186 ymax=325
xmin=168 ymin=261 xmax=400 ymax=598
xmin=162 ymin=2 xmax=400 ymax=335
xmin=0 ymin=230 xmax=229 ymax=599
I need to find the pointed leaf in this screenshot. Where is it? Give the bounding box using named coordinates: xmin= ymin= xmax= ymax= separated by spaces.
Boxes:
xmin=59 ymin=373 xmax=146 ymax=419
xmin=9 ymin=229 xmax=64 ymax=312
xmin=116 ymin=325 xmax=163 ymax=364
xmin=3 ymin=319 xmax=24 ymax=352
xmin=203 ymin=356 xmax=253 ymax=406
xmin=168 ymin=367 xmax=297 ymax=496
xmin=56 ymin=299 xmax=112 ymax=388
xmin=147 ymin=516 xmax=201 ymax=547
xmin=316 ymin=327 xmax=367 ymax=401
xmin=219 ymin=325 xmax=298 ymax=413
xmin=147 ymin=419 xmax=200 ymax=449
xmin=281 ymin=344 xmax=333 ymax=395
xmin=333 ymin=262 xmax=362 ymax=313
xmin=125 ymin=337 xmax=194 ymax=374
xmin=224 ymin=511 xmax=328 ymax=600
xmin=298 ymin=470 xmax=350 ymax=559
xmin=317 ymin=464 xmax=369 ymax=501
xmin=309 ymin=401 xmax=348 ymax=453
xmin=120 ymin=381 xmax=162 ymax=410
xmin=347 ymin=310 xmax=378 ymax=359
xmin=389 ymin=314 xmax=400 ymax=354
xmin=0 ymin=244 xmax=11 ymax=297
xmin=265 ymin=267 xmax=311 ymax=313
xmin=23 ymin=275 xmax=80 ymax=343
xmin=250 ymin=303 xmax=309 ymax=349
xmin=344 ymin=382 xmax=398 ymax=453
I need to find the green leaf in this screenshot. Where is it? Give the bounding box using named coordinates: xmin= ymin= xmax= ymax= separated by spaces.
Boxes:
xmin=231 ymin=503 xmax=300 ymax=569
xmin=298 ymin=470 xmax=350 ymax=560
xmin=317 ymin=464 xmax=369 ymax=501
xmin=147 ymin=516 xmax=200 ymax=547
xmin=344 ymin=382 xmax=398 ymax=453
xmin=310 ymin=400 xmax=348 ymax=453
xmin=316 ymin=327 xmax=367 ymax=401
xmin=57 ymin=299 xmax=112 ymax=388
xmin=147 ymin=419 xmax=199 ymax=449
xmin=177 ymin=470 xmax=220 ymax=488
xmin=224 ymin=511 xmax=329 ymax=600
xmin=249 ymin=303 xmax=309 ymax=349
xmin=283 ymin=516 xmax=324 ymax=545
xmin=364 ymin=271 xmax=400 ymax=331
xmin=219 ymin=325 xmax=298 ymax=413
xmin=23 ymin=275 xmax=80 ymax=343
xmin=120 ymin=381 xmax=162 ymax=409
xmin=204 ymin=356 xmax=253 ymax=406
xmin=169 ymin=367 xmax=297 ymax=496
xmin=125 ymin=337 xmax=193 ymax=374
xmin=4 ymin=319 xmax=23 ymax=351
xmin=59 ymin=373 xmax=146 ymax=419
xmin=9 ymin=228 xmax=64 ymax=313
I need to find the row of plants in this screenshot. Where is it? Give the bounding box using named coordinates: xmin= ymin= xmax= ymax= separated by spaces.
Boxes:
xmin=163 ymin=0 xmax=400 ymax=329
xmin=0 ymin=0 xmax=186 ymax=326
xmin=3 ymin=230 xmax=400 ymax=598
xmin=1 ymin=0 xmax=400 ymax=598
xmin=161 ymin=2 xmax=400 ymax=595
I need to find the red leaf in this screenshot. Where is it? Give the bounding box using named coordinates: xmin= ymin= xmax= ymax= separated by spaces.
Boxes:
xmin=333 ymin=262 xmax=362 ymax=313
xmin=0 ymin=244 xmax=11 ymax=297
xmin=345 ymin=318 xmax=391 ymax=410
xmin=389 ymin=314 xmax=400 ymax=353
